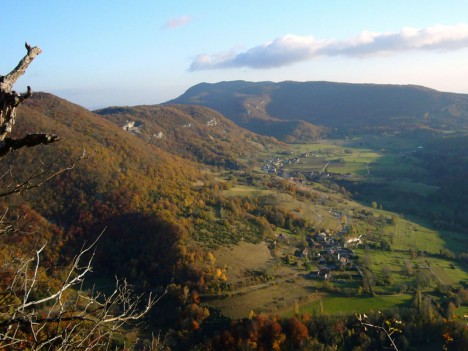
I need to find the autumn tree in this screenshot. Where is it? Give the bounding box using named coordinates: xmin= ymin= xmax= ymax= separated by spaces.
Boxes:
xmin=0 ymin=44 xmax=158 ymax=350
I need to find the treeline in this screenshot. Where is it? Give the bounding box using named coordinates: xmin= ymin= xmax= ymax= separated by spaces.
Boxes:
xmin=163 ymin=289 xmax=468 ymax=350
xmin=415 ymin=133 xmax=468 ymax=231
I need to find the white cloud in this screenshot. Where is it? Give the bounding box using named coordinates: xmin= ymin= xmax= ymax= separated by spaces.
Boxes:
xmin=163 ymin=15 xmax=192 ymax=29
xmin=189 ymin=23 xmax=468 ymax=70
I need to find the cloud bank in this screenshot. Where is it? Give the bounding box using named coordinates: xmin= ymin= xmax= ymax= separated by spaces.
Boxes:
xmin=163 ymin=15 xmax=192 ymax=29
xmin=190 ymin=23 xmax=468 ymax=71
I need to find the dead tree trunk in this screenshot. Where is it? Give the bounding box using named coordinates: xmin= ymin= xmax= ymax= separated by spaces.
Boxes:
xmin=0 ymin=43 xmax=59 ymax=158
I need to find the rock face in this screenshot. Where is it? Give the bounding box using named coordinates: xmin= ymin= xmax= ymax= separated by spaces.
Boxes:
xmin=122 ymin=120 xmax=143 ymax=133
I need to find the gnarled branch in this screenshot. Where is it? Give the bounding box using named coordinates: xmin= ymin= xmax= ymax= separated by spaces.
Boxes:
xmin=0 ymin=133 xmax=60 ymax=158
xmin=0 ymin=43 xmax=57 ymax=154
xmin=0 ymin=43 xmax=42 ymax=92
xmin=0 ymin=150 xmax=88 ymax=198
xmin=0 ymin=231 xmax=160 ymax=350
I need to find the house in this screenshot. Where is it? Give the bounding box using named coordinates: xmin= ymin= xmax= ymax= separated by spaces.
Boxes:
xmin=318 ymin=257 xmax=327 ymax=265
xmin=339 ymin=256 xmax=349 ymax=265
xmin=316 ymin=232 xmax=328 ymax=243
xmin=345 ymin=235 xmax=362 ymax=247
xmin=276 ymin=233 xmax=289 ymax=242
xmin=318 ymin=268 xmax=332 ymax=280
xmin=294 ymin=248 xmax=310 ymax=259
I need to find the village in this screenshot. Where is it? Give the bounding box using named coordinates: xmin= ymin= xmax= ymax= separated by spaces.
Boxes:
xmin=261 ymin=152 xmax=353 ymax=183
xmin=273 ymin=227 xmax=363 ymax=282
xmin=259 ymin=150 xmax=367 ymax=283
xmin=261 ymin=152 xmax=310 ymax=175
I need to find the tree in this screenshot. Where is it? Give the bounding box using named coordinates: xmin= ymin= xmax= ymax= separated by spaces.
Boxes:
xmin=0 ymin=234 xmax=158 ymax=350
xmin=0 ymin=44 xmax=158 ymax=350
xmin=356 ymin=312 xmax=402 ymax=351
xmin=381 ymin=265 xmax=393 ymax=285
xmin=416 ymin=270 xmax=432 ymax=289
xmin=0 ymin=44 xmax=83 ymax=199
xmin=0 ymin=43 xmax=59 ymax=158
xmin=285 ymin=316 xmax=309 ymax=348
xmin=380 ymin=239 xmax=391 ymax=251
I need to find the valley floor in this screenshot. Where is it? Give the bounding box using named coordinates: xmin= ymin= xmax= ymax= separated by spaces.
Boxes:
xmin=201 ymin=137 xmax=468 ymax=321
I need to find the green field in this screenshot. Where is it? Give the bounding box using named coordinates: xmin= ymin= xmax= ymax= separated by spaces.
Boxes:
xmin=385 ymin=217 xmax=468 ymax=254
xmin=287 ymin=295 xmax=414 ymax=316
xmin=286 ymin=141 xmax=381 ymax=176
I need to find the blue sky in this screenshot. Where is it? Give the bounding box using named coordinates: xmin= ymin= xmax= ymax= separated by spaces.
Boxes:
xmin=2 ymin=1 xmax=468 ymax=108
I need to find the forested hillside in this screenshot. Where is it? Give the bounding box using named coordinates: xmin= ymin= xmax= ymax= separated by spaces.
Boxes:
xmin=3 ymin=94 xmax=193 ymax=283
xmin=1 ymin=93 xmax=276 ymax=289
xmin=95 ymin=104 xmax=277 ymax=168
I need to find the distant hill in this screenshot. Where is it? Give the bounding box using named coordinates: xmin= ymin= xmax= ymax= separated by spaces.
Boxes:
xmin=95 ymin=104 xmax=277 ymax=168
xmin=168 ymin=81 xmax=468 ymax=137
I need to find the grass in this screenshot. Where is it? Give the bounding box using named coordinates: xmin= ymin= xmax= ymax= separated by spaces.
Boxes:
xmin=358 ymin=250 xmax=414 ymax=291
xmin=385 ymin=180 xmax=439 ymax=197
xmin=442 ymin=232 xmax=468 ymax=254
xmin=424 ymin=257 xmax=468 ymax=286
xmin=286 ymin=294 xmax=414 ymax=316
xmin=222 ymin=185 xmax=273 ymax=197
xmin=355 ymin=246 xmax=468 ymax=294
xmin=386 ymin=218 xmax=446 ymax=254
xmin=286 ymin=141 xmax=381 ymax=176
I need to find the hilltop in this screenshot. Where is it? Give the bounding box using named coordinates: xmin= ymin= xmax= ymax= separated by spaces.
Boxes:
xmin=95 ymin=104 xmax=278 ymax=168
xmin=168 ymin=80 xmax=468 ymax=139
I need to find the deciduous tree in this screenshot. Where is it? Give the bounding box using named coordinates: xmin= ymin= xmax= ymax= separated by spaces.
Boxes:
xmin=0 ymin=44 xmax=158 ymax=350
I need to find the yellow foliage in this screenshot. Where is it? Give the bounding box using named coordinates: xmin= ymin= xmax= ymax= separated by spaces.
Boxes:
xmin=214 ymin=268 xmax=222 ymax=279
xmin=207 ymin=252 xmax=216 ymax=265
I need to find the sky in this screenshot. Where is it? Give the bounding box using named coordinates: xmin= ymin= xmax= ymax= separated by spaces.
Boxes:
xmin=2 ymin=0 xmax=468 ymax=109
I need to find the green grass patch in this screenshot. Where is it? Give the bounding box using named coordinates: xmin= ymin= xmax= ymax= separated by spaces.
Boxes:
xmin=289 ymin=294 xmax=414 ymax=316
xmin=286 ymin=141 xmax=382 ymax=177
xmin=385 ymin=180 xmax=439 ymax=197
xmin=388 ymin=218 xmax=446 ymax=254
xmin=424 ymin=257 xmax=468 ymax=286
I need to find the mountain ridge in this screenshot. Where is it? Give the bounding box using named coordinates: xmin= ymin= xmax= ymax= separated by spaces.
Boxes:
xmin=167 ymin=80 xmax=468 ymax=139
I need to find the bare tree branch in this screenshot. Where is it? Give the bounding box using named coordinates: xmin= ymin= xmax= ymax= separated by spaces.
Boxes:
xmin=0 ymin=231 xmax=160 ymax=350
xmin=356 ymin=312 xmax=402 ymax=351
xmin=0 ymin=133 xmax=60 ymax=158
xmin=0 ymin=150 xmax=89 ymax=198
